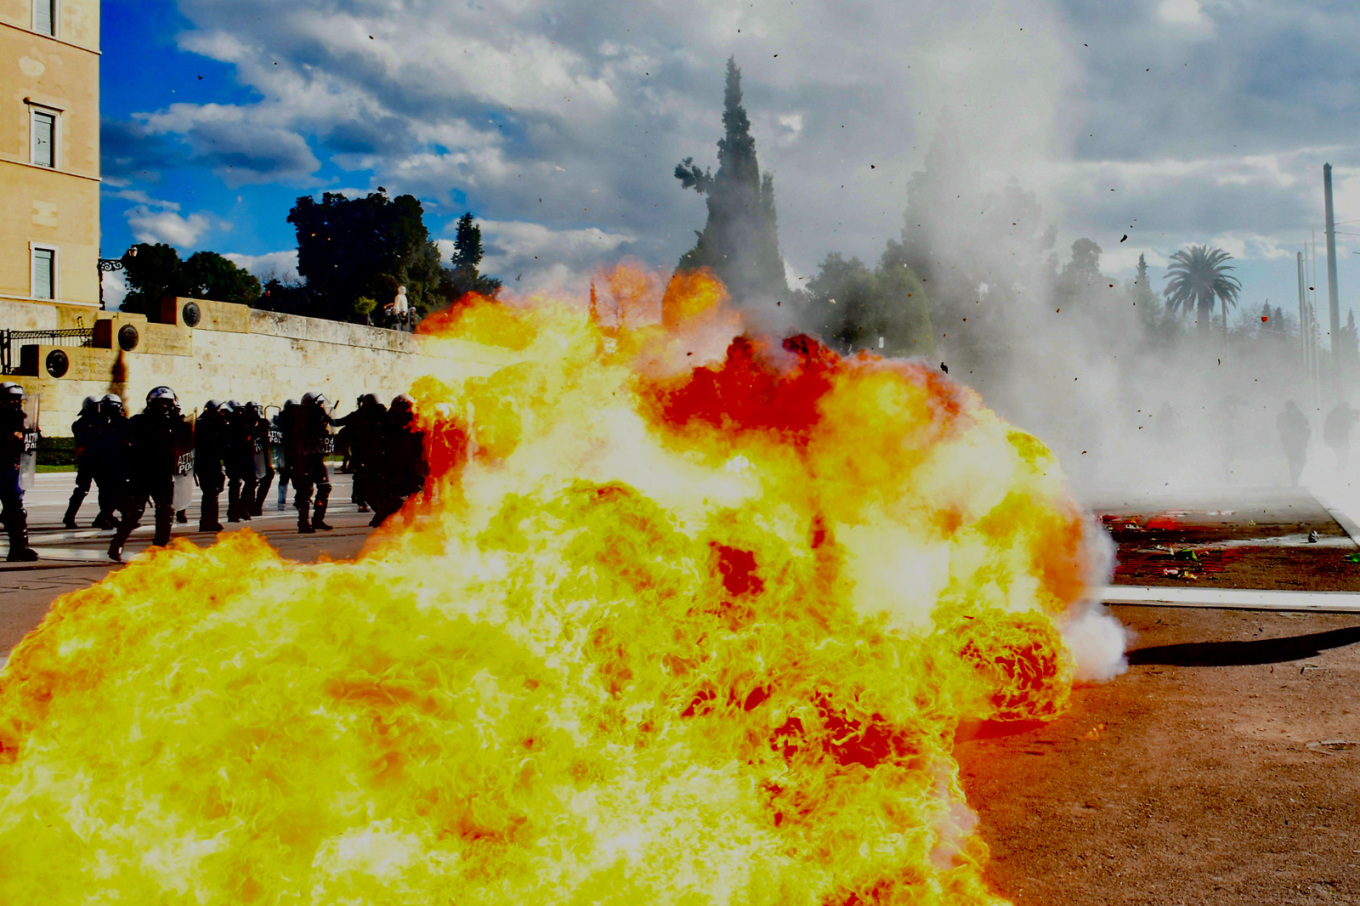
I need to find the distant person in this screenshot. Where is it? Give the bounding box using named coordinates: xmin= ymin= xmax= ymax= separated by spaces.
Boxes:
xmin=1323 ymin=401 xmax=1357 ymax=469
xmin=90 ymin=395 xmax=128 ymax=530
xmin=290 ymin=392 xmax=335 ymax=533
xmin=1277 ymin=400 xmax=1310 ymax=487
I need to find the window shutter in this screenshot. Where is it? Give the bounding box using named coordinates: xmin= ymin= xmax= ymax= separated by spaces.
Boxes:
xmin=35 ymin=0 xmax=54 ymax=36
xmin=32 ymin=112 xmax=55 ymax=168
xmin=33 ymin=250 xmax=55 ymax=300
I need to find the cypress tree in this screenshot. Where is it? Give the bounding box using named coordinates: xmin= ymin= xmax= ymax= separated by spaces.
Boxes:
xmin=674 ymin=58 xmax=787 ymax=304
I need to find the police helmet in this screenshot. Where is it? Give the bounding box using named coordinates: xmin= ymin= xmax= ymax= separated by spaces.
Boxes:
xmin=204 ymin=399 xmax=222 ymax=413
xmin=82 ymin=395 xmax=100 ymax=415
xmin=284 ymin=399 xmax=299 ymax=409
xmin=218 ymin=401 xmax=235 ymax=415
xmin=359 ymin=393 xmax=381 ymax=408
xmin=0 ymin=382 xmax=24 ymax=406
xmin=390 ymin=394 xmax=415 ymax=415
xmin=101 ymin=394 xmax=124 ymax=414
xmin=146 ymin=386 xmax=177 ymax=411
xmin=246 ymin=401 xmax=262 ymax=415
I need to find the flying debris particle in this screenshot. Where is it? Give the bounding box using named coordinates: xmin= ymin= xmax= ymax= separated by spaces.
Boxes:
xmin=940 ymin=362 xmax=949 ymax=374
xmin=1120 ymin=234 xmax=1128 ymax=242
xmin=870 ymin=164 xmax=876 ymax=169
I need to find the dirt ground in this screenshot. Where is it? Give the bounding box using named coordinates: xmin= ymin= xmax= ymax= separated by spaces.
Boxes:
xmin=956 ymin=493 xmax=1360 ymax=905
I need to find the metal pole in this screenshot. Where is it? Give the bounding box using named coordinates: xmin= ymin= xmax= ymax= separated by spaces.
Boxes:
xmin=1299 ymin=251 xmax=1310 ymax=375
xmin=1325 ymin=164 xmax=1342 ymax=397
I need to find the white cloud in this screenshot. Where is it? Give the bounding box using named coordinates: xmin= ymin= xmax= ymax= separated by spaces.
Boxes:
xmin=1157 ymin=0 xmax=1208 ymax=26
xmin=102 ymin=268 xmax=128 ymax=309
xmin=125 ymin=204 xmax=215 ymax=248
xmin=223 ymin=250 xmax=300 ymax=283
xmin=439 ymin=219 xmax=635 ymax=291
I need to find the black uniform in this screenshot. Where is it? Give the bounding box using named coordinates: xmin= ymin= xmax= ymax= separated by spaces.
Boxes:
xmin=109 ymin=398 xmax=193 ymax=561
xmin=335 ymin=397 xmax=386 ymax=514
xmin=289 ymin=398 xmax=334 ymax=533
xmin=371 ymin=399 xmax=428 ymax=525
xmin=274 ymin=404 xmax=295 ymax=511
xmin=1 ymin=392 xmax=38 ymax=562
xmin=91 ymin=399 xmax=128 ymax=530
xmin=225 ymin=407 xmax=258 ymax=523
xmin=245 ymin=404 xmax=274 ymax=516
xmin=194 ymin=405 xmax=229 ymax=531
xmin=63 ymin=402 xmax=100 ymax=528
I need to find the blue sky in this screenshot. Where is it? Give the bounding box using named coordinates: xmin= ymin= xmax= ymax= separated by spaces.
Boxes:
xmin=100 ymin=0 xmax=1360 ymax=336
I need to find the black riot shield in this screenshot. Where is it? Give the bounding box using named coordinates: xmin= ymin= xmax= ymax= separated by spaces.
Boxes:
xmin=172 ymin=414 xmax=196 ymax=511
xmin=18 ymin=394 xmax=39 ymax=492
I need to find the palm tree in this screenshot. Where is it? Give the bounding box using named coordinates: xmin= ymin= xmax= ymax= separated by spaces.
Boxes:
xmin=1162 ymin=245 xmax=1243 ymax=337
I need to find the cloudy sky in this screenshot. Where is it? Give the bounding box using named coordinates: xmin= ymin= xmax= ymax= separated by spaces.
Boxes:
xmin=101 ymin=0 xmax=1360 ymax=325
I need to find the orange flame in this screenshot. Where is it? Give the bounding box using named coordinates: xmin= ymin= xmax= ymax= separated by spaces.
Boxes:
xmin=0 ymin=268 xmax=1094 ymax=903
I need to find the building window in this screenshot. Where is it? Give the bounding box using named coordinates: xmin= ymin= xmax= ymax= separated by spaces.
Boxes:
xmin=34 ymin=0 xmax=56 ymax=37
xmin=32 ymin=247 xmax=57 ymax=300
xmin=31 ymin=109 xmax=56 ymax=168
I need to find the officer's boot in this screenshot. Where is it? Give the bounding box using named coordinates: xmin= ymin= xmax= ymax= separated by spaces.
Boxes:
xmin=176 ymin=510 xmax=188 ymax=524
xmin=253 ymin=475 xmax=272 ymax=517
xmin=63 ymin=486 xmax=86 ymax=529
xmin=200 ymin=493 xmax=224 ymax=532
xmin=313 ymin=500 xmax=333 ymax=531
xmin=227 ymin=481 xmax=241 ymax=523
xmin=108 ymin=512 xmax=137 ymax=562
xmin=297 ymin=489 xmax=314 ymax=533
xmin=240 ymin=479 xmax=256 ymax=521
xmin=6 ymin=508 xmax=39 ymax=562
xmin=152 ymin=505 xmax=173 ymax=547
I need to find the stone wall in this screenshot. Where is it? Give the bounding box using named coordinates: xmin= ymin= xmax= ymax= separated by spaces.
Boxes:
xmin=1 ymin=297 xmax=508 ymax=435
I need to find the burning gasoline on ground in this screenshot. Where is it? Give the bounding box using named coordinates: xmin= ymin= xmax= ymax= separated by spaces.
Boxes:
xmin=0 ymin=270 xmax=1107 ymax=903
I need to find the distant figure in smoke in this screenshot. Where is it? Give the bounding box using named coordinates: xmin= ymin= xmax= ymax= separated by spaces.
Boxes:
xmin=194 ymin=401 xmax=229 ymax=532
xmin=1152 ymin=401 xmax=1179 ymax=445
xmin=1220 ymin=396 xmax=1242 ymax=481
xmin=1323 ymin=401 xmax=1357 ymax=470
xmin=1277 ymin=400 xmax=1310 ymax=487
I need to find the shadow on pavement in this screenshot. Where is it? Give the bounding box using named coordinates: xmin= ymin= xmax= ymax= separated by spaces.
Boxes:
xmin=1128 ymin=625 xmax=1360 ymax=667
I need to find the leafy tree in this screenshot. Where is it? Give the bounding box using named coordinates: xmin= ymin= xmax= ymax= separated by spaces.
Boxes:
xmin=1162 ymin=244 xmax=1242 ymax=336
xmin=807 ymin=242 xmax=932 ymax=357
xmin=117 ymin=243 xmax=260 ymax=315
xmin=674 ymin=57 xmax=787 ymax=304
xmin=288 ymin=190 xmax=443 ymax=322
xmin=441 ymin=212 xmax=502 ymax=301
xmin=182 ymin=251 xmax=262 ymax=306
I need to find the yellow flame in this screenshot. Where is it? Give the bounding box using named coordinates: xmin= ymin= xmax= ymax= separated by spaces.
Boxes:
xmin=0 ymin=271 xmax=1093 ymax=903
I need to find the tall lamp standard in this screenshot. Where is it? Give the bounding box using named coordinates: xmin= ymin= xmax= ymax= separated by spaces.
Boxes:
xmin=97 ymin=246 xmax=137 ymax=311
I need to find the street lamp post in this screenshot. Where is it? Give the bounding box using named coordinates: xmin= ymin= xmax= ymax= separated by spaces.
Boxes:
xmin=97 ymin=246 xmax=136 ymax=311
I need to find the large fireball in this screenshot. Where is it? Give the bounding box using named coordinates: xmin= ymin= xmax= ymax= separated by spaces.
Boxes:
xmin=0 ymin=270 xmax=1098 ymax=904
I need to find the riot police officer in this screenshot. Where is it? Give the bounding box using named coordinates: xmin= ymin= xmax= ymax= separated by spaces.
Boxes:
xmin=90 ymin=394 xmax=128 ymax=530
xmin=243 ymin=402 xmax=273 ymax=517
xmin=62 ymin=396 xmax=101 ymax=529
xmin=274 ymin=400 xmax=297 ymax=511
xmin=1 ymin=383 xmax=39 ymax=562
xmin=336 ymin=394 xmax=386 ymax=516
xmin=224 ymin=400 xmax=256 ymax=523
xmin=195 ymin=400 xmax=229 ymax=532
xmin=290 ymin=392 xmax=334 ymax=533
xmin=371 ymin=394 xmax=428 ymax=526
xmin=108 ymin=386 xmax=193 ymax=562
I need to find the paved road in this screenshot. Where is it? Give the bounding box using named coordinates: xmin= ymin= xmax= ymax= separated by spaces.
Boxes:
xmin=0 ymin=471 xmax=377 ymax=657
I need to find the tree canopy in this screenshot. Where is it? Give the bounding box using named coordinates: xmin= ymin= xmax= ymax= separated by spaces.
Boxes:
xmin=807 ymin=242 xmax=933 ymax=358
xmin=117 ymin=243 xmax=261 ymax=315
xmin=673 ymin=58 xmax=787 ymax=306
xmin=287 ymin=191 xmax=443 ymax=322
xmin=441 ymin=212 xmax=503 ymax=302
xmin=1162 ymin=244 xmax=1242 ymax=335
